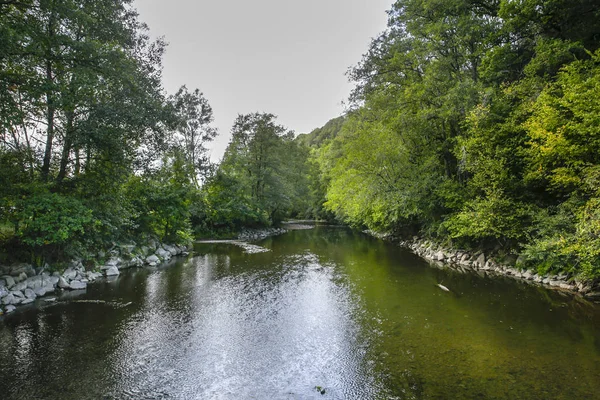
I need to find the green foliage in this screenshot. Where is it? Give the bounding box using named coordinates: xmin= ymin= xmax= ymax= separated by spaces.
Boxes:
xmin=308 ymin=0 xmax=600 ymax=278
xmin=0 ymin=0 xmax=212 ymax=260
xmin=296 ymin=116 xmax=345 ymax=148
xmin=196 ymin=170 xmax=270 ymax=236
xmin=198 ymin=112 xmax=310 ymax=234
xmin=15 ymin=192 xmax=95 ymax=261
xmin=125 ymin=152 xmax=196 ymax=244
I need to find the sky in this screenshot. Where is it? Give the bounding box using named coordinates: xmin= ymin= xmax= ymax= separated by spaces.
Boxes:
xmin=134 ymin=0 xmax=392 ymax=161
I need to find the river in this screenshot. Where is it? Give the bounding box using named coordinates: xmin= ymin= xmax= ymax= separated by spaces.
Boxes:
xmin=1 ymin=226 xmax=599 ymax=399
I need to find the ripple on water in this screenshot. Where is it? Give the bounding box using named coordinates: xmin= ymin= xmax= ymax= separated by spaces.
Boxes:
xmin=2 ymin=228 xmax=600 ymax=399
xmin=100 ymin=251 xmax=382 ymax=399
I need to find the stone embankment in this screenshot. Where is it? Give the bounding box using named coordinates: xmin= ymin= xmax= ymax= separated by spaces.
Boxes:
xmin=367 ymin=231 xmax=600 ymax=301
xmin=0 ymin=239 xmax=190 ymax=315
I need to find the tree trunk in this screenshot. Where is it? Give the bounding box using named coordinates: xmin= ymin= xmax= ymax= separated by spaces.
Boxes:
xmin=41 ymin=13 xmax=55 ymax=182
xmin=57 ymin=110 xmax=75 ymax=182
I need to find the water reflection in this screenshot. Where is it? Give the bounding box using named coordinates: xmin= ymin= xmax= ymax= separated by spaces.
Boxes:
xmin=0 ymin=227 xmax=599 ymax=399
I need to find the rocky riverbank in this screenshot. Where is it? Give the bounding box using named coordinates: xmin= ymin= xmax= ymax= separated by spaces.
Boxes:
xmin=366 ymin=231 xmax=600 ymax=302
xmin=0 ymin=238 xmax=191 ymax=316
xmin=236 ymin=227 xmax=288 ymax=241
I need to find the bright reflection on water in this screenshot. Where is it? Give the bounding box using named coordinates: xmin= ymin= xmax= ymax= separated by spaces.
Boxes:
xmin=1 ymin=227 xmax=600 ymax=399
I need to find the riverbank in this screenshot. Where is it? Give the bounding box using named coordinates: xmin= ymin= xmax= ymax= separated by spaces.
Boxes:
xmin=366 ymin=231 xmax=600 ymax=302
xmin=0 ymin=227 xmax=293 ymax=316
xmin=0 ymin=238 xmax=191 ymax=315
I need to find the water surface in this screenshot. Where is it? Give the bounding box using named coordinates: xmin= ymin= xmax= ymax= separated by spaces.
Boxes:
xmin=1 ymin=227 xmax=599 ymax=399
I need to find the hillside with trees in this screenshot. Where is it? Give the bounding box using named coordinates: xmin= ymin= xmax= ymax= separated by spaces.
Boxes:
xmin=311 ymin=0 xmax=600 ymax=278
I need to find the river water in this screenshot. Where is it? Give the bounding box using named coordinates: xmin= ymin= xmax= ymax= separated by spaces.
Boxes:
xmin=1 ymin=226 xmax=599 ymax=399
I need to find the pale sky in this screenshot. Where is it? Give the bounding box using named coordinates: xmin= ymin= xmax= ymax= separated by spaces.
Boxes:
xmin=135 ymin=0 xmax=391 ymax=161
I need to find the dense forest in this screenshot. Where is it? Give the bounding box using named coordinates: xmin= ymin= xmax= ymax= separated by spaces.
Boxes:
xmin=2 ymin=0 xmax=600 ymax=279
xmin=312 ymin=0 xmax=600 ymax=278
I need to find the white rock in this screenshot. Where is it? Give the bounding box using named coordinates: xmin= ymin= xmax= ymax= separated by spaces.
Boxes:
xmin=2 ymin=276 xmax=15 ymax=288
xmin=58 ymin=276 xmax=70 ymax=289
xmin=106 ymin=257 xmax=122 ymax=267
xmin=476 ymin=253 xmax=486 ymax=268
xmin=5 ymin=304 xmax=16 ymax=313
xmin=24 ymin=288 xmax=36 ymax=299
xmin=63 ymin=268 xmax=77 ymax=280
xmin=26 ymin=276 xmax=43 ymax=289
xmin=46 ymin=276 xmax=59 ymax=286
xmin=146 ymin=255 xmax=160 ymax=265
xmin=21 ymin=298 xmax=34 ymax=305
xmin=155 ymin=248 xmax=171 ymax=260
xmin=105 ymin=266 xmax=120 ymax=276
xmin=69 ymin=280 xmax=87 ymax=290
xmin=2 ymin=294 xmax=16 ymax=305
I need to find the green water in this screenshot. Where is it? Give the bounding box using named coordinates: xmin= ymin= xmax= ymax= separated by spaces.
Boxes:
xmin=0 ymin=226 xmax=599 ymax=399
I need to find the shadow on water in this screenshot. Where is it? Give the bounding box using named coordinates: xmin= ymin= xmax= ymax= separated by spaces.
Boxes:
xmin=0 ymin=226 xmax=599 ymax=399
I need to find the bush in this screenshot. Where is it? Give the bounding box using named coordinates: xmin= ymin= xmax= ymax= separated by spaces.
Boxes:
xmin=15 ymin=193 xmax=95 ymax=263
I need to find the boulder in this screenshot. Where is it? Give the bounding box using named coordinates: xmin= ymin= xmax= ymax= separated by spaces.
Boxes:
xmin=5 ymin=304 xmax=16 ymax=313
xmin=34 ymin=287 xmax=48 ymax=297
xmin=69 ymin=280 xmax=87 ymax=290
xmin=559 ymin=283 xmax=574 ymax=290
xmin=155 ymin=248 xmax=171 ymax=261
xmin=434 ymin=251 xmax=445 ymax=261
xmin=130 ymin=257 xmax=144 ymax=268
xmin=105 ymin=257 xmax=122 ymax=267
xmin=63 ymin=268 xmax=77 ymax=280
xmin=164 ymin=244 xmax=179 ymax=256
xmin=105 ymin=266 xmax=120 ymax=276
xmin=2 ymin=275 xmax=15 ymax=288
xmin=11 ymin=290 xmax=24 ymax=299
xmin=13 ymin=281 xmax=27 ymax=292
xmin=88 ymin=272 xmax=103 ymax=281
xmin=475 ymin=253 xmax=486 ymax=268
xmin=26 ymin=276 xmax=43 ymax=289
xmin=24 ymin=288 xmax=36 ymax=299
xmin=58 ymin=276 xmax=70 ymax=289
xmin=146 ymin=255 xmax=160 ymax=266
xmin=2 ymin=294 xmax=16 ymax=305
xmin=46 ymin=276 xmax=60 ymax=287
xmin=21 ymin=298 xmax=34 ymax=305
xmin=0 ymin=286 xmax=8 ymax=298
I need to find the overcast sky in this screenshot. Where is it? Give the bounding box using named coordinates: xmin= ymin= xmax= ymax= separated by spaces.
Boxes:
xmin=135 ymin=0 xmax=391 ymax=161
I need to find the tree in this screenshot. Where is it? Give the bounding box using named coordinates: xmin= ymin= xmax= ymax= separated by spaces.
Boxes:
xmin=170 ymin=85 xmax=217 ymax=187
